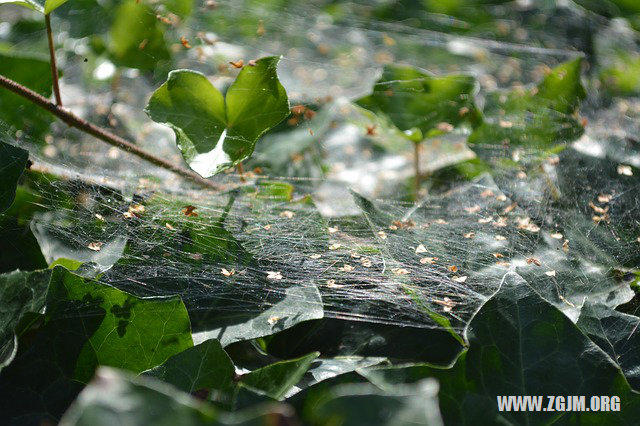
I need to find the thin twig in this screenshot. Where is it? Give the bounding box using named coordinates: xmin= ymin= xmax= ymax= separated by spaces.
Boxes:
xmin=0 ymin=74 xmax=223 ymax=191
xmin=413 ymin=141 xmax=421 ymax=199
xmin=45 ymin=14 xmax=62 ymax=107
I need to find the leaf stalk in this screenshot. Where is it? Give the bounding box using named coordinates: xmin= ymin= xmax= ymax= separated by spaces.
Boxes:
xmin=45 ymin=13 xmax=62 ymax=107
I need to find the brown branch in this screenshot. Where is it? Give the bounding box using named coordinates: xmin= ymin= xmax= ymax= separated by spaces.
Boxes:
xmin=45 ymin=14 xmax=62 ymax=107
xmin=0 ymin=74 xmax=223 ymax=191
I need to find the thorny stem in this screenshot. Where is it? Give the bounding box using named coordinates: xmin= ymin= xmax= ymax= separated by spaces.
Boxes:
xmin=45 ymin=14 xmax=62 ymax=107
xmin=0 ymin=74 xmax=224 ymax=191
xmin=414 ymin=141 xmax=421 ymax=199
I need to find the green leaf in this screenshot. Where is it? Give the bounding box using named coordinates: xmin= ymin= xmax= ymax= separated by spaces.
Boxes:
xmin=0 ymin=0 xmax=43 ymax=12
xmin=108 ymin=1 xmax=170 ymax=70
xmin=305 ymin=379 xmax=444 ymax=426
xmin=60 ymin=367 xmax=295 ymax=426
xmin=145 ymin=56 xmax=290 ymax=177
xmin=536 ymin=57 xmax=586 ymax=114
xmin=577 ymin=302 xmax=640 ymax=391
xmin=356 ymin=64 xmax=479 ymax=138
xmin=0 ymin=269 xmax=51 ymax=370
xmin=143 ymin=339 xmax=235 ymax=398
xmin=163 ymin=0 xmax=193 ymax=18
xmin=46 ymin=266 xmax=193 ymax=382
xmin=0 ymin=51 xmax=56 ymax=140
xmin=193 ymin=284 xmax=323 ymax=347
xmin=0 ymin=177 xmax=47 ymax=273
xmin=468 ymin=58 xmax=586 ymax=148
xmin=0 ymin=142 xmax=28 ymax=214
xmin=361 ymin=273 xmax=640 ymax=424
xmin=60 ymin=367 xmax=219 ymax=426
xmin=44 ymin=0 xmax=67 ymax=13
xmin=284 ymin=356 xmax=386 ymax=398
xmin=239 ymin=351 xmax=319 ymax=400
xmin=0 ymin=0 xmax=67 ymax=13
xmin=600 ymin=52 xmax=640 ymax=96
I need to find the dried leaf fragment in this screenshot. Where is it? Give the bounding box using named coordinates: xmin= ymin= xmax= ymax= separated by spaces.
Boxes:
xmin=229 ymin=59 xmax=244 ymax=69
xmin=545 ymin=270 xmax=556 ymax=277
xmin=415 ymin=244 xmax=427 ymax=254
xmin=588 ymin=202 xmax=609 ymax=215
xmin=267 ymin=316 xmax=280 ymax=325
xmin=182 ymin=205 xmax=198 ymax=217
xmin=88 ymin=242 xmax=103 ymax=251
xmin=598 ymin=194 xmax=612 ymax=203
xmin=495 ymin=235 xmax=507 ymax=241
xmin=463 ymin=232 xmax=475 ymax=239
xmin=420 ymin=257 xmax=438 ymax=264
xmin=448 ymin=265 xmax=458 ymax=272
xmin=392 ymin=268 xmax=410 ymax=276
xmin=617 ymin=164 xmax=633 ymax=176
xmin=516 ymin=217 xmax=540 ymax=232
xmin=266 ymin=271 xmax=283 ymax=280
xmin=180 ymin=36 xmax=192 ymax=49
xmin=503 ymin=202 xmax=518 ymax=214
xmin=377 ymin=231 xmax=387 ymax=240
xmin=550 ymin=232 xmax=563 ymax=239
xmin=452 ymin=275 xmax=468 ymax=283
xmin=221 ymin=268 xmax=235 ymax=277
xmin=329 ymin=243 xmax=342 ymax=250
xmin=526 ymin=257 xmax=541 ymax=266
xmin=434 ymin=297 xmax=457 ymax=312
xmin=309 ymin=253 xmax=322 ymax=259
xmin=339 ymin=264 xmax=354 ymax=272
xmin=464 ymin=205 xmax=481 ymax=214
xmin=279 ymin=210 xmax=295 ymax=219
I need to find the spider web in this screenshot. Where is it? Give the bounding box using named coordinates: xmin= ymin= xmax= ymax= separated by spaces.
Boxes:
xmin=1 ymin=0 xmax=639 ymax=341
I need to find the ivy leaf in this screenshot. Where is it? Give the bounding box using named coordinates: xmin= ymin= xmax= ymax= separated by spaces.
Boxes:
xmin=0 ymin=267 xmax=194 ymax=423
xmin=577 ymin=302 xmax=640 ymax=391
xmin=305 ymin=379 xmax=444 ymax=426
xmin=0 ymin=52 xmax=55 ymax=141
xmin=468 ymin=58 xmax=586 ymax=147
xmin=0 ymin=0 xmax=43 ymax=12
xmin=145 ymin=56 xmax=290 ymax=177
xmin=238 ymin=351 xmax=320 ymax=400
xmin=0 ymin=269 xmax=51 ymax=370
xmin=0 ymin=142 xmax=28 ymax=214
xmin=143 ymin=339 xmax=235 ymax=399
xmin=360 ymin=273 xmax=640 ymax=424
xmin=108 ymin=1 xmax=170 ymax=71
xmin=60 ymin=367 xmax=295 ymax=426
xmin=44 ymin=0 xmax=68 ymax=13
xmin=45 ymin=266 xmax=193 ymax=382
xmin=0 ymin=0 xmax=68 ymax=13
xmin=60 ymin=367 xmax=219 ymax=425
xmin=356 ymin=63 xmax=480 ymax=138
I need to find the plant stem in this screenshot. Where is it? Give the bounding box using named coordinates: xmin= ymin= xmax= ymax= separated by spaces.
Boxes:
xmin=413 ymin=141 xmax=421 ymax=199
xmin=0 ymin=74 xmax=223 ymax=191
xmin=45 ymin=14 xmax=62 ymax=107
